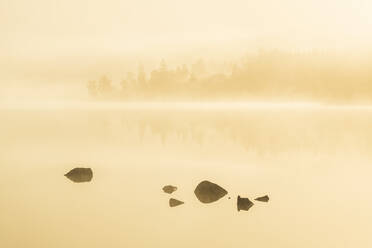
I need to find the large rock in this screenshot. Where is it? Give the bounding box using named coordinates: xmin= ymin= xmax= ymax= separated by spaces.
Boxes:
xmin=162 ymin=185 xmax=177 ymax=194
xmin=237 ymin=196 xmax=254 ymax=211
xmin=255 ymin=195 xmax=269 ymax=202
xmin=65 ymin=168 xmax=93 ymax=183
xmin=194 ymin=180 xmax=228 ymax=203
xmin=169 ymin=198 xmax=184 ymax=207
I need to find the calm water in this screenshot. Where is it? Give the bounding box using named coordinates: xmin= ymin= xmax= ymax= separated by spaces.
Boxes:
xmin=1 ymin=106 xmax=372 ymax=247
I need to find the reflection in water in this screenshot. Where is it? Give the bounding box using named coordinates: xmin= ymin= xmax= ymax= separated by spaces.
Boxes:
xmin=3 ymin=108 xmax=372 ymax=158
xmin=2 ymin=107 xmax=372 ymax=248
xmin=116 ymin=109 xmax=372 ymax=157
xmin=237 ymin=196 xmax=254 ymax=212
xmin=169 ymin=198 xmax=184 ymax=207
xmin=64 ymin=167 xmax=93 ymax=183
xmin=162 ymin=185 xmax=178 ymax=194
xmin=194 ymin=180 xmax=228 ymax=204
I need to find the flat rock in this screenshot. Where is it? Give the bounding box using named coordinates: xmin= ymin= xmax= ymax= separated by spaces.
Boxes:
xmin=255 ymin=195 xmax=269 ymax=202
xmin=237 ymin=196 xmax=254 ymax=211
xmin=169 ymin=198 xmax=184 ymax=207
xmin=194 ymin=180 xmax=228 ymax=203
xmin=162 ymin=185 xmax=177 ymax=194
xmin=65 ymin=167 xmax=93 ymax=183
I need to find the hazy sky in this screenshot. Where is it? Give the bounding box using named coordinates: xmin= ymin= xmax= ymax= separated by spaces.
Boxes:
xmin=2 ymin=0 xmax=372 ymax=58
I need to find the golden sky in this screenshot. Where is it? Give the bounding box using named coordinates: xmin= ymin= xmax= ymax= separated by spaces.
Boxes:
xmin=2 ymin=0 xmax=372 ymax=58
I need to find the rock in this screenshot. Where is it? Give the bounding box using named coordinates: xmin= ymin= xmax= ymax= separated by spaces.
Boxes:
xmin=162 ymin=185 xmax=177 ymax=194
xmin=64 ymin=168 xmax=93 ymax=183
xmin=194 ymin=180 xmax=228 ymax=203
xmin=255 ymin=195 xmax=269 ymax=202
xmin=237 ymin=196 xmax=254 ymax=211
xmin=169 ymin=198 xmax=184 ymax=207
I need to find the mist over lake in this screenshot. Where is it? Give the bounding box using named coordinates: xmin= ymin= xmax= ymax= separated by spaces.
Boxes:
xmin=3 ymin=0 xmax=372 ymax=246
xmin=1 ymin=105 xmax=372 ymax=248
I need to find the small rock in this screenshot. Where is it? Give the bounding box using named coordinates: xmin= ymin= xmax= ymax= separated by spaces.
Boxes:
xmin=162 ymin=185 xmax=177 ymax=194
xmin=194 ymin=180 xmax=228 ymax=204
xmin=169 ymin=198 xmax=184 ymax=207
xmin=237 ymin=195 xmax=254 ymax=211
xmin=255 ymin=195 xmax=269 ymax=202
xmin=64 ymin=167 xmax=93 ymax=183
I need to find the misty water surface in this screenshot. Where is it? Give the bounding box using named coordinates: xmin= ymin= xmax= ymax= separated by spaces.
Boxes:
xmin=1 ymin=104 xmax=372 ymax=248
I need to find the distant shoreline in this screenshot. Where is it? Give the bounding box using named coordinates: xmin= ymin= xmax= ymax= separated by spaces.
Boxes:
xmin=2 ymin=101 xmax=372 ymax=111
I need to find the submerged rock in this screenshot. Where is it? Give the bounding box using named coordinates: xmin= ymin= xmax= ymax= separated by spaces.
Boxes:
xmin=237 ymin=196 xmax=254 ymax=211
xmin=169 ymin=198 xmax=184 ymax=207
xmin=255 ymin=195 xmax=269 ymax=202
xmin=162 ymin=185 xmax=177 ymax=194
xmin=65 ymin=168 xmax=93 ymax=183
xmin=194 ymin=180 xmax=228 ymax=203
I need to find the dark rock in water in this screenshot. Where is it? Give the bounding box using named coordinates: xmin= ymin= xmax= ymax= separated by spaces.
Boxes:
xmin=169 ymin=198 xmax=184 ymax=207
xmin=162 ymin=185 xmax=177 ymax=194
xmin=255 ymin=195 xmax=269 ymax=202
xmin=194 ymin=180 xmax=228 ymax=203
xmin=65 ymin=168 xmax=93 ymax=183
xmin=237 ymin=196 xmax=254 ymax=211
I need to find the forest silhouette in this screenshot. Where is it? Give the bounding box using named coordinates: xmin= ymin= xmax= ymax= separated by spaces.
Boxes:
xmin=86 ymin=51 xmax=372 ymax=102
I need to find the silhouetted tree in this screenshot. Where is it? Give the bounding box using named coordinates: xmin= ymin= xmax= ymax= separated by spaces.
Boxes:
xmin=87 ymin=80 xmax=97 ymax=97
xmin=137 ymin=64 xmax=147 ymax=91
xmin=97 ymin=75 xmax=113 ymax=97
xmin=85 ymin=52 xmax=372 ymax=102
xmin=191 ymin=59 xmax=206 ymax=76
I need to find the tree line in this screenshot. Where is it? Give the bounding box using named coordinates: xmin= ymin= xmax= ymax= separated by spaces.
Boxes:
xmin=87 ymin=51 xmax=372 ymax=102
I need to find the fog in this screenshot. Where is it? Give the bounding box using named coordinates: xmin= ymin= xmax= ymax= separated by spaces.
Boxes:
xmin=2 ymin=108 xmax=372 ymax=247
xmin=2 ymin=0 xmax=372 ymax=104
xmin=2 ymin=1 xmax=372 ymax=247
xmin=3 ymin=0 xmax=372 ymax=56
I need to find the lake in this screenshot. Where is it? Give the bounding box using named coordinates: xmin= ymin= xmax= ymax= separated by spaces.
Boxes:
xmin=1 ymin=103 xmax=372 ymax=248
